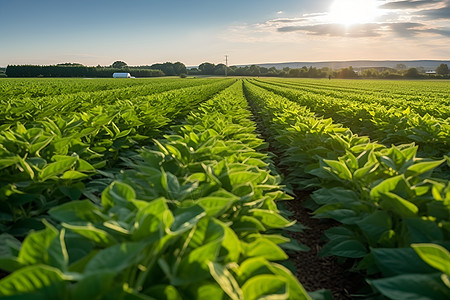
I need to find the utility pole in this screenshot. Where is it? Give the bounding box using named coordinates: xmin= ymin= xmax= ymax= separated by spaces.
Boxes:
xmin=225 ymin=55 xmax=228 ymax=77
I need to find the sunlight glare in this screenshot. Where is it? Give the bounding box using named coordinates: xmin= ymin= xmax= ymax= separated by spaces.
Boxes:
xmin=328 ymin=0 xmax=381 ymax=26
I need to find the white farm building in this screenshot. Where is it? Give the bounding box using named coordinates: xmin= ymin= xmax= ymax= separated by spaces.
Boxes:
xmin=113 ymin=72 xmax=131 ymax=78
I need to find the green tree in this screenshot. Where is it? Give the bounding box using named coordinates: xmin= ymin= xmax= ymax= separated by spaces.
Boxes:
xmin=112 ymin=61 xmax=127 ymax=69
xmin=436 ymin=63 xmax=449 ymax=75
xmin=173 ymin=62 xmax=187 ymax=76
xmin=338 ymin=66 xmax=357 ymax=78
xmin=405 ymin=67 xmax=420 ymax=78
xmin=199 ymin=62 xmax=215 ymax=75
xmin=249 ymin=65 xmax=261 ymax=76
xmin=214 ymin=64 xmax=226 ymax=75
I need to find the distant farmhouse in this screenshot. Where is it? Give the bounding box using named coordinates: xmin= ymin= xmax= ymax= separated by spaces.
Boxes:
xmin=113 ymin=72 xmax=132 ymax=78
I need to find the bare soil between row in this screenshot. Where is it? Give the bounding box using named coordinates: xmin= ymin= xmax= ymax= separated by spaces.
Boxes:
xmin=284 ymin=190 xmax=364 ymax=299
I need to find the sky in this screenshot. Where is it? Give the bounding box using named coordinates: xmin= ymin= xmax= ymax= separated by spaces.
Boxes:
xmin=0 ymin=0 xmax=449 ymax=66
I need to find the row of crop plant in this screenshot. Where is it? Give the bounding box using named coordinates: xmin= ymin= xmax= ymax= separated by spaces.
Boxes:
xmin=244 ymin=80 xmax=450 ymax=299
xmin=257 ymin=78 xmax=450 ymax=115
xmin=261 ymin=78 xmax=450 ymax=110
xmin=0 ymin=81 xmax=313 ymax=299
xmin=0 ymin=78 xmax=231 ymax=123
xmin=0 ymin=78 xmax=153 ymax=101
xmin=250 ymin=79 xmax=450 ymax=159
xmin=0 ymin=80 xmax=235 ymax=237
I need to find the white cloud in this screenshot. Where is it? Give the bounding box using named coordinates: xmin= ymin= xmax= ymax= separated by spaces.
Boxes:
xmin=218 ymin=0 xmax=450 ymax=61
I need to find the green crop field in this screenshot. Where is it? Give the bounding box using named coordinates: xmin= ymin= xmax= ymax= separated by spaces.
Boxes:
xmin=0 ymin=77 xmax=449 ymax=299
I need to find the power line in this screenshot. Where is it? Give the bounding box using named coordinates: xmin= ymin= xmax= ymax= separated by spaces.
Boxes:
xmin=225 ymin=55 xmax=228 ymax=77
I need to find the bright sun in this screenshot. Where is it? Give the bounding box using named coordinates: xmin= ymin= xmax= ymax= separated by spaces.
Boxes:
xmin=328 ymin=0 xmax=381 ymax=26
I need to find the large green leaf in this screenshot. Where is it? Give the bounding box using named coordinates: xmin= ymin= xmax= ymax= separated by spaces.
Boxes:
xmin=62 ymin=223 xmax=117 ymax=247
xmin=169 ymin=205 xmax=206 ymax=235
xmin=18 ymin=223 xmax=67 ymax=270
xmin=49 ymin=200 xmax=106 ymax=223
xmin=322 ymin=239 xmax=367 ymax=258
xmin=242 ymin=274 xmax=288 ymax=300
xmin=371 ymin=273 xmax=450 ymax=300
xmin=71 ymin=270 xmax=116 ymax=299
xmin=208 ymin=262 xmax=243 ymax=300
xmin=133 ymin=198 xmax=169 ymax=239
xmin=412 ymin=243 xmax=450 ymax=276
xmin=356 ymin=211 xmax=392 ymax=245
xmin=379 ymin=192 xmax=418 ymax=218
xmin=250 ymin=209 xmax=294 ymax=229
xmin=144 ymin=285 xmax=182 ymax=300
xmin=370 ymin=175 xmax=413 ymax=202
xmin=241 ymin=238 xmax=288 ymax=261
xmin=323 ymin=159 xmax=352 ymax=180
xmin=0 ymin=265 xmax=66 ymax=298
xmin=404 ymin=218 xmax=444 ymax=243
xmin=372 ymin=247 xmax=437 ymax=277
xmin=84 ymin=242 xmax=146 ymax=273
xmin=39 ymin=156 xmax=77 ymax=181
xmin=101 ymin=181 xmax=136 ymax=210
xmin=405 ymin=159 xmax=445 ymax=178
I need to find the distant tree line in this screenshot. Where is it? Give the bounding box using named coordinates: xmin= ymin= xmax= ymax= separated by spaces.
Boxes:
xmin=187 ymin=63 xmax=330 ymax=78
xmin=4 ymin=61 xmax=448 ymax=79
xmin=4 ymin=61 xmax=189 ymax=78
xmin=5 ymin=64 xmax=164 ymax=78
xmin=187 ymin=62 xmax=450 ymax=79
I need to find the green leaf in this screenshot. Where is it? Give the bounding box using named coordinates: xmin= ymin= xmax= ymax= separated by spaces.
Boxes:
xmin=61 ymin=170 xmax=89 ymax=180
xmin=197 ymin=196 xmax=235 ymax=217
xmin=371 ymin=273 xmax=450 ymax=300
xmin=269 ymin=263 xmax=311 ymax=300
xmin=49 ymin=200 xmax=106 ymax=223
xmin=0 ymin=265 xmax=66 ymax=297
xmin=404 ymin=218 xmax=443 ymax=243
xmin=242 ymin=274 xmax=287 ymax=300
xmin=62 ymin=223 xmax=117 ymax=247
xmin=169 ymin=205 xmax=206 ymax=235
xmin=133 ymin=198 xmax=169 ymax=239
xmin=0 ymin=257 xmax=25 ymax=273
xmin=84 ymin=242 xmax=146 ymax=273
xmin=144 ymin=285 xmax=182 ymax=300
xmin=71 ymin=270 xmax=116 ymax=299
xmin=242 ymin=238 xmax=288 ymax=261
xmin=185 ymin=281 xmax=223 ymax=300
xmin=208 ymin=262 xmax=243 ymax=300
xmin=379 ymin=192 xmax=418 ymax=218
xmin=101 ymin=181 xmax=136 ymax=210
xmin=0 ymin=234 xmax=21 ymax=257
xmin=412 ymin=243 xmax=450 ymax=276
xmin=18 ymin=222 xmax=67 ymax=270
xmin=228 ymin=171 xmax=261 ymax=186
xmin=322 ymin=240 xmax=367 ymax=258
xmin=370 ymin=175 xmax=413 ymax=202
xmin=232 ymin=216 xmax=265 ymax=233
xmin=250 ymin=209 xmax=294 ymax=229
xmin=323 ymin=159 xmax=352 ymax=180
xmin=39 ymin=156 xmax=77 ymax=181
xmin=406 ymin=159 xmax=445 ymax=177
xmin=308 ymin=289 xmax=333 ymax=300
xmin=356 ymin=211 xmax=392 ymax=245
xmin=372 ymin=247 xmax=437 ymax=277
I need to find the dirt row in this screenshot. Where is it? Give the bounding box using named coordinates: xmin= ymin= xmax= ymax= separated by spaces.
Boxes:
xmin=244 ymin=92 xmax=364 ymax=299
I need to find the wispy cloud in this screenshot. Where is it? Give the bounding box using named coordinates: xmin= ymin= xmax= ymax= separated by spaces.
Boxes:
xmin=277 ymin=23 xmax=382 ymax=37
xmin=417 ymin=2 xmax=450 ymax=20
xmin=380 ymin=0 xmax=444 ymax=10
xmin=224 ymin=0 xmax=450 ymax=40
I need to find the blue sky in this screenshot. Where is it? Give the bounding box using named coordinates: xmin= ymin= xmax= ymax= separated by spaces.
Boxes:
xmin=1 ymin=0 xmax=449 ymax=66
